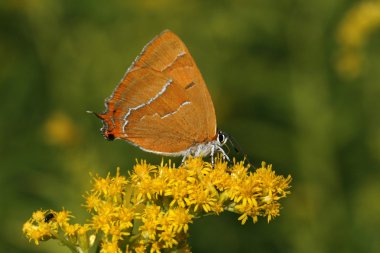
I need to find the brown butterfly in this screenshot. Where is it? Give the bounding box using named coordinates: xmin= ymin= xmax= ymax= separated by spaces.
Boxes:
xmin=93 ymin=30 xmax=229 ymax=164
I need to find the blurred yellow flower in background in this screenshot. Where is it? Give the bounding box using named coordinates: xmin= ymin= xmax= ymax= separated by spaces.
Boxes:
xmin=43 ymin=111 xmax=78 ymax=146
xmin=336 ymin=0 xmax=380 ymax=79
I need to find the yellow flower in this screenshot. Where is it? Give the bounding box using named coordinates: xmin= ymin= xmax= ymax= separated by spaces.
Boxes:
xmin=115 ymin=206 xmax=134 ymax=229
xmin=130 ymin=159 xmax=157 ymax=182
xmin=139 ymin=205 xmax=161 ymax=240
xmin=23 ymin=157 xmax=292 ymax=252
xmin=205 ymin=160 xmax=231 ymax=191
xmin=83 ymin=192 xmax=102 ymax=212
xmin=186 ymin=183 xmax=217 ymax=212
xmin=263 ymin=202 xmax=281 ymax=223
xmin=228 ymin=174 xmax=259 ymax=206
xmin=100 ymin=240 xmax=121 ymax=253
xmin=23 ymin=210 xmax=57 ymax=245
xmin=235 ymin=200 xmax=260 ymax=224
xmin=108 ymin=221 xmax=130 ymax=241
xmin=92 ymin=172 xmax=112 ymax=196
xmin=130 ymin=160 xmax=162 ymax=202
xmin=107 ymin=167 xmax=129 ymax=200
xmin=64 ymin=223 xmax=80 ymax=237
xmin=26 ymin=227 xmax=45 ymax=245
xmin=77 ymin=224 xmax=90 ymax=236
xmin=31 ymin=210 xmax=46 ymax=222
xmin=134 ymin=242 xmax=147 ymax=253
xmin=183 ymin=156 xmax=209 ymax=172
xmin=167 ymin=207 xmax=193 ymax=233
xmin=91 ymin=213 xmax=109 ymax=232
xmin=158 ymin=227 xmax=178 ymax=248
xmin=150 ymin=241 xmax=161 ymax=253
xmin=165 ymin=178 xmax=189 ymax=208
xmin=55 ymin=209 xmax=72 ymax=227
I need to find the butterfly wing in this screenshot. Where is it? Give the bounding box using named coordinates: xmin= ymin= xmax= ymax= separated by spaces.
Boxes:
xmin=96 ymin=30 xmax=217 ymax=154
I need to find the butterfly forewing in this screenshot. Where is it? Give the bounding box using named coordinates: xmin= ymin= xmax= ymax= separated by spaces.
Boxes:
xmin=97 ymin=30 xmax=217 ymax=154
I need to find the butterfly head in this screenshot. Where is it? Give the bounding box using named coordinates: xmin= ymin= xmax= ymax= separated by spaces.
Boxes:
xmin=88 ymin=111 xmax=116 ymax=141
xmin=217 ymin=130 xmax=228 ymax=146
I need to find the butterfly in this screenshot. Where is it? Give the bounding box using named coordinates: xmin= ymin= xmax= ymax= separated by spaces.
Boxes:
xmin=93 ymin=30 xmax=231 ymax=165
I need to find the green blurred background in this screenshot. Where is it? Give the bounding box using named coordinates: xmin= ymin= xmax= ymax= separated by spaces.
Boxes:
xmin=2 ymin=0 xmax=380 ymax=252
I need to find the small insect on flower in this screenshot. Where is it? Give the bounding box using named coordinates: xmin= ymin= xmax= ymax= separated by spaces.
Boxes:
xmin=44 ymin=213 xmax=55 ymax=223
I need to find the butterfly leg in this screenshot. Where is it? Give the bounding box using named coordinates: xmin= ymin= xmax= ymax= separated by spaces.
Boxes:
xmin=217 ymin=145 xmax=230 ymax=162
xmin=180 ymin=155 xmax=189 ymax=167
xmin=210 ymin=145 xmax=216 ymax=168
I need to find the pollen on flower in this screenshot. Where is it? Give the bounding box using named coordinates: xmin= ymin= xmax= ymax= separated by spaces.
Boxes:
xmin=23 ymin=157 xmax=292 ymax=252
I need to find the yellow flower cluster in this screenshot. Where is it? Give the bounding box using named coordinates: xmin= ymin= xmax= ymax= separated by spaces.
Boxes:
xmin=336 ymin=1 xmax=380 ymax=79
xmin=23 ymin=157 xmax=291 ymax=253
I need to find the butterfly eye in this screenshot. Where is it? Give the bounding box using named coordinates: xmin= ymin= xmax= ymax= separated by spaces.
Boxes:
xmin=217 ymin=131 xmax=228 ymax=145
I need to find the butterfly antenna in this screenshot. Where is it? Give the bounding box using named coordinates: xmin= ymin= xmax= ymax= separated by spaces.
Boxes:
xmin=227 ymin=133 xmax=255 ymax=169
xmin=86 ymin=110 xmax=104 ymax=120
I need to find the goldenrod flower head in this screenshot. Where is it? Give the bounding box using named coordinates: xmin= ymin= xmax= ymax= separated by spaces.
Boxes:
xmin=100 ymin=240 xmax=122 ymax=253
xmin=23 ymin=157 xmax=291 ymax=252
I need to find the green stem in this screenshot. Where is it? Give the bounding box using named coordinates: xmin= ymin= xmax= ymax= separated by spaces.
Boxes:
xmin=52 ymin=230 xmax=86 ymax=253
